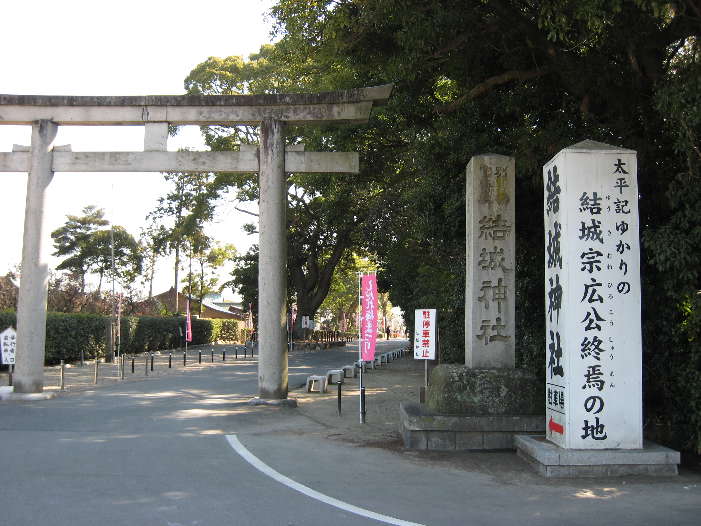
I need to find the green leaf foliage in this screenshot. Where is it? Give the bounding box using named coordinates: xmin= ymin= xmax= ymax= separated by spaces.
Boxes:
xmin=266 ymin=0 xmax=701 ymax=452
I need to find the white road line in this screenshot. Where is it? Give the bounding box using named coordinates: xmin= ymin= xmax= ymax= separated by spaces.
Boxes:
xmin=225 ymin=434 xmax=426 ymax=526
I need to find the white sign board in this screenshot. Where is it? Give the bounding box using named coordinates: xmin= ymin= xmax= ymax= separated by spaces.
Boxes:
xmin=0 ymin=327 xmax=17 ymax=365
xmin=413 ymin=309 xmax=437 ymax=360
xmin=543 ymin=140 xmax=642 ymax=450
xmin=301 ymin=316 xmax=310 ymax=329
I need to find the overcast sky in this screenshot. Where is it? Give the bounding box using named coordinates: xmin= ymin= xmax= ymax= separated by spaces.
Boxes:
xmin=0 ymin=0 xmax=274 ymax=299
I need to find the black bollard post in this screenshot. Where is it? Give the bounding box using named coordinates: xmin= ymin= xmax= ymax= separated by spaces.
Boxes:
xmin=337 ymin=381 xmax=342 ymax=416
xmin=150 ymin=353 xmax=154 ymax=372
xmin=360 ymin=386 xmax=366 ymax=423
xmin=169 ymin=353 xmax=172 ymax=368
xmin=235 ymin=347 xmax=238 ymax=360
xmin=211 ymin=350 xmax=214 ymax=363
xmin=198 ymin=350 xmax=202 ymax=364
xmin=131 ymin=356 xmax=135 ymax=374
xmin=222 ymin=350 xmax=226 ymax=361
xmin=183 ymin=350 xmax=186 ymax=366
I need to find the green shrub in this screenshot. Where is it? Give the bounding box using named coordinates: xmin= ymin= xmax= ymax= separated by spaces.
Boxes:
xmin=0 ymin=311 xmax=247 ymax=366
xmin=217 ymin=319 xmax=240 ymax=342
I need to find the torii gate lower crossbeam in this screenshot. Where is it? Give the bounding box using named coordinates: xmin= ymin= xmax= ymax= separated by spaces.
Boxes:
xmin=0 ymin=86 xmax=392 ymax=397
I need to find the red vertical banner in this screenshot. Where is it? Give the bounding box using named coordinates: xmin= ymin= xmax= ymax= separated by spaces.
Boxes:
xmin=360 ymin=274 xmax=378 ymax=361
xmin=185 ymin=300 xmax=193 ymax=342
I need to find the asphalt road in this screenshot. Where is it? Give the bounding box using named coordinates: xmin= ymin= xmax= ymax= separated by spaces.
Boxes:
xmin=1 ymin=340 xmax=698 ymax=526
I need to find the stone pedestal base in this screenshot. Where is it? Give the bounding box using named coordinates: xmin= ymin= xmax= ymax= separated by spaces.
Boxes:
xmin=0 ymin=386 xmax=57 ymax=401
xmin=426 ymin=365 xmax=543 ymax=415
xmin=246 ymin=397 xmax=298 ymax=408
xmin=400 ymin=402 xmax=543 ymax=450
xmin=516 ymin=435 xmax=680 ymax=477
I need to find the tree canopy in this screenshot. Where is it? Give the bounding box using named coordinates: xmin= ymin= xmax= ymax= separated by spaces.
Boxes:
xmin=262 ymin=0 xmax=700 ymax=451
xmin=51 ymin=206 xmax=142 ymax=294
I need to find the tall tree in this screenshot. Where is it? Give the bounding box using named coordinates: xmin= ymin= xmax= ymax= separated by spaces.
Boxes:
xmin=51 ymin=206 xmax=109 ymax=292
xmin=184 ymin=44 xmax=398 ymax=329
xmin=223 ymin=245 xmax=261 ymax=323
xmin=147 ymin=171 xmax=213 ymax=312
xmin=317 ymin=254 xmax=375 ymax=332
xmin=51 ymin=207 xmax=142 ymax=294
xmin=87 ymin=226 xmax=143 ymax=294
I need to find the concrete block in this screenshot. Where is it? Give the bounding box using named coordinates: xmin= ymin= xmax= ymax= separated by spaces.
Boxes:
xmin=400 ymin=403 xmax=544 ymax=451
xmin=306 ymin=375 xmax=327 ymax=393
xmin=427 ymin=431 xmax=456 ymax=450
xmin=483 ymin=432 xmax=514 ymax=450
xmin=516 ymin=435 xmax=680 ymax=478
xmin=514 ymin=435 xmax=561 ymax=465
xmin=403 ymin=430 xmax=428 ymax=450
xmin=456 ymin=432 xmax=484 ymax=450
xmin=326 ymin=369 xmax=344 ymax=385
xmin=342 ymin=365 xmax=355 ymax=378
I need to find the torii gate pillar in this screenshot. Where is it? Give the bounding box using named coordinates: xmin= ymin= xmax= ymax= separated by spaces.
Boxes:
xmin=258 ymin=119 xmax=288 ymax=399
xmin=14 ymin=120 xmax=57 ymax=393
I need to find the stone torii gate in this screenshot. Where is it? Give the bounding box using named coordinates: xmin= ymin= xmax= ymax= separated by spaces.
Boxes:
xmin=0 ymin=86 xmax=392 ymax=398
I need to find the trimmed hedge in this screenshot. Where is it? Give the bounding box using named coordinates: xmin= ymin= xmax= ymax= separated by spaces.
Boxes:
xmin=0 ymin=311 xmax=245 ymax=366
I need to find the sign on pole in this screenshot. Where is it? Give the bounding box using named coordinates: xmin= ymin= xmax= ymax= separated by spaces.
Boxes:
xmin=543 ymin=140 xmax=642 ymax=449
xmin=301 ymin=316 xmax=310 ymax=329
xmin=413 ymin=309 xmax=437 ymax=359
xmin=185 ymin=300 xmax=193 ymax=343
xmin=0 ymin=327 xmax=17 ymax=365
xmin=360 ymin=274 xmax=378 ymax=361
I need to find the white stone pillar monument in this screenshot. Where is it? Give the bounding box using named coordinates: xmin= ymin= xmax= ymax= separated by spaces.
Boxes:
xmin=14 ymin=120 xmax=58 ymax=393
xmin=543 ymin=140 xmax=642 ymax=449
xmin=465 ymin=154 xmax=515 ymax=368
xmin=257 ymin=119 xmax=288 ymax=399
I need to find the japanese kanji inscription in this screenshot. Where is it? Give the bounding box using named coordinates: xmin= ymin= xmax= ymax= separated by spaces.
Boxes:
xmin=466 ymin=155 xmax=515 ymax=368
xmin=544 ymin=140 xmax=642 ymax=449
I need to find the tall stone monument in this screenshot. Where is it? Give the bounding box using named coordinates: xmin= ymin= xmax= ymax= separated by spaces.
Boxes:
xmin=400 ymin=154 xmax=543 ymax=451
xmin=516 ymin=140 xmax=679 ymax=476
xmin=465 ymin=154 xmax=515 ymax=368
xmin=543 ymin=140 xmax=642 ymax=449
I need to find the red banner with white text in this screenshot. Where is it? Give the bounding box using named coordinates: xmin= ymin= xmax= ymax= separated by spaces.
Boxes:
xmin=185 ymin=300 xmax=193 ymax=342
xmin=360 ymin=274 xmax=378 ymax=361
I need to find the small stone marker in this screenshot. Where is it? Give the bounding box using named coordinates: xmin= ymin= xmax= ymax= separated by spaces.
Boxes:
xmin=465 ymin=155 xmax=515 ymax=368
xmin=543 ymin=140 xmax=642 ymax=449
xmin=0 ymin=327 xmax=16 ymax=365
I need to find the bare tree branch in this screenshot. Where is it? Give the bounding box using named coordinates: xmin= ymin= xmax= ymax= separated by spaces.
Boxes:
xmin=436 ymin=67 xmax=549 ymax=114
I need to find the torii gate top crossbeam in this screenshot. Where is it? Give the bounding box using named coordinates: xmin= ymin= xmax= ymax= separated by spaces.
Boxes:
xmin=0 ymin=85 xmax=392 ymax=126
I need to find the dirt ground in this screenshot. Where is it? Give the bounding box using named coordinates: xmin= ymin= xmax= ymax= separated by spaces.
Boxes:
xmin=291 ymin=349 xmax=423 ymax=447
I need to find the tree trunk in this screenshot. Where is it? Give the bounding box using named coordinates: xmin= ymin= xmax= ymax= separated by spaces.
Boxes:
xmin=174 ymin=244 xmax=180 ymax=313
xmin=148 ymin=249 xmax=155 ymax=299
xmin=198 ymin=259 xmax=205 ymax=315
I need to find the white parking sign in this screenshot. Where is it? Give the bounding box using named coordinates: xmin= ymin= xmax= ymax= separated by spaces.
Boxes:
xmin=413 ymin=309 xmax=437 ymax=360
xmin=0 ymin=327 xmax=16 ymax=365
